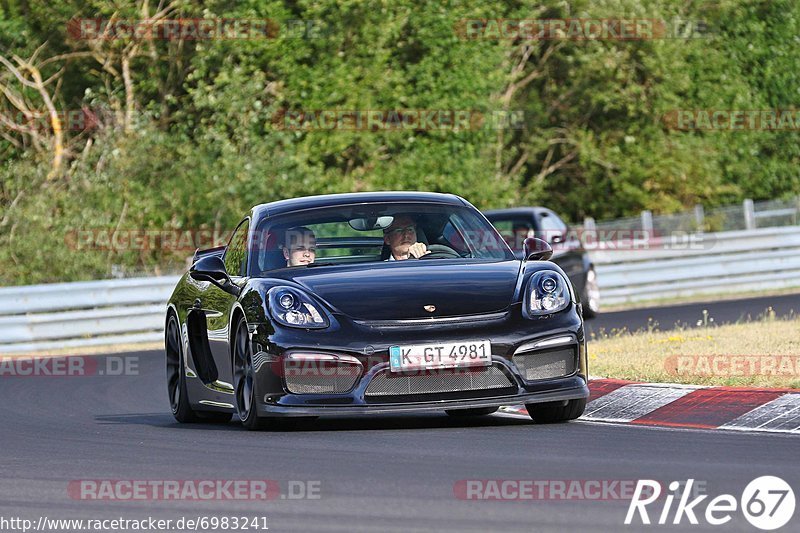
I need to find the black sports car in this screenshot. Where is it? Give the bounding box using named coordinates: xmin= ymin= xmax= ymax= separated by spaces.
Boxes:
xmin=165 ymin=192 xmax=589 ymax=429
xmin=483 ymin=207 xmax=600 ymax=318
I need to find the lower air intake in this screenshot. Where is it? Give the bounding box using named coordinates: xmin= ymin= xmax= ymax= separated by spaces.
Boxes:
xmin=512 ymin=347 xmax=576 ymax=381
xmin=284 ymin=363 xmax=360 ymax=394
xmin=365 ymin=366 xmax=513 ymax=397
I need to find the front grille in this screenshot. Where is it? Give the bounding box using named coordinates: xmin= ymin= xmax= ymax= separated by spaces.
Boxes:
xmin=284 ymin=366 xmax=360 ymax=394
xmin=365 ymin=366 xmax=513 ymax=397
xmin=512 ymin=347 xmax=576 ymax=381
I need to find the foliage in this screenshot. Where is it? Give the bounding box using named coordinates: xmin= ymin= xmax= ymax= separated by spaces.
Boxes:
xmin=1 ymin=0 xmax=799 ymax=283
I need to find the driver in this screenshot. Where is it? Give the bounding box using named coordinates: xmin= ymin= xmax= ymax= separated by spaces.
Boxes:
xmin=512 ymin=223 xmax=533 ymax=251
xmin=383 ymin=215 xmax=430 ymax=260
xmin=283 ymin=226 xmax=316 ymax=266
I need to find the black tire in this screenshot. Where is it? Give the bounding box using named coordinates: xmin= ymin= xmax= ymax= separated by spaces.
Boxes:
xmin=167 ymin=314 xmax=233 ymax=424
xmin=526 ymin=398 xmax=586 ymax=424
xmin=581 ymin=267 xmax=600 ymax=319
xmin=166 ymin=313 xmax=200 ymax=423
xmin=233 ymin=316 xmax=272 ymax=430
xmin=445 ymin=407 xmax=499 ymax=417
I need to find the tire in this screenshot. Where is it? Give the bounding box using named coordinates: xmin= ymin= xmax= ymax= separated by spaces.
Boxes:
xmin=167 ymin=314 xmax=233 ymax=424
xmin=166 ymin=313 xmax=199 ymax=423
xmin=581 ymin=267 xmax=600 ymax=319
xmin=233 ymin=316 xmax=272 ymax=430
xmin=445 ymin=407 xmax=499 ymax=417
xmin=525 ymin=398 xmax=586 ymax=424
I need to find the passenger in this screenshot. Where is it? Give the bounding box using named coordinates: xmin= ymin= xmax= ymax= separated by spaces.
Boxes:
xmin=283 ymin=227 xmax=316 ymax=266
xmin=383 ymin=215 xmax=429 ymax=260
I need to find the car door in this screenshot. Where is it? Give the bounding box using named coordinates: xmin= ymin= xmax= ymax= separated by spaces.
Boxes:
xmin=204 ymin=218 xmax=250 ymax=390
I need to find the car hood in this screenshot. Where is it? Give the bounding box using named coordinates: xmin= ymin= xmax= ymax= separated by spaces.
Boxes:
xmin=285 ymin=260 xmax=521 ymax=321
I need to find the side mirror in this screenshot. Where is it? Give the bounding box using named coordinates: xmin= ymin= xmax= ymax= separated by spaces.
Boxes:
xmin=190 ymin=255 xmax=240 ymax=296
xmin=523 ymin=237 xmax=553 ymax=261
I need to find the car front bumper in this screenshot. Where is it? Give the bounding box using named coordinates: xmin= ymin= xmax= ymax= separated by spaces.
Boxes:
xmin=249 ymin=303 xmax=589 ymax=417
xmin=256 ymin=380 xmax=589 ymax=417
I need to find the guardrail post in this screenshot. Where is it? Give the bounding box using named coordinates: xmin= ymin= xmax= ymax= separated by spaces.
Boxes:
xmin=743 ymin=199 xmax=756 ymax=230
xmin=641 ymin=210 xmax=654 ymax=236
xmin=795 ymin=195 xmax=800 ymax=225
xmin=693 ymin=204 xmax=705 ymax=231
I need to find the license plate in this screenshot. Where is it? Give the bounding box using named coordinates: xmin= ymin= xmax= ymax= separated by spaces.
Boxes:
xmin=389 ymin=340 xmax=492 ymax=372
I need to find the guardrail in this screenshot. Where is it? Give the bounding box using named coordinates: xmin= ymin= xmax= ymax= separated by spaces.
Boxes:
xmin=0 ymin=277 xmax=178 ymax=354
xmin=592 ymin=226 xmax=800 ymax=305
xmin=0 ymin=225 xmax=798 ymax=353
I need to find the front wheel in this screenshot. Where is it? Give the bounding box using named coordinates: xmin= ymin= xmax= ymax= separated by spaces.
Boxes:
xmin=581 ymin=268 xmax=600 ymax=319
xmin=233 ymin=317 xmax=272 ymax=430
xmin=166 ymin=314 xmax=199 ymax=423
xmin=166 ymin=314 xmax=232 ymax=424
xmin=525 ymin=398 xmax=586 ymax=424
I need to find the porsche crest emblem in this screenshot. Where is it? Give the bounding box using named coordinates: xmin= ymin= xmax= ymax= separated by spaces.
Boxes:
xmin=424 ymin=305 xmax=436 ymax=313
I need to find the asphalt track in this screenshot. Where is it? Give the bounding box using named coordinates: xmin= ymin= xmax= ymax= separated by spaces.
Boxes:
xmin=1 ymin=349 xmax=798 ymax=532
xmin=586 ymin=291 xmax=800 ymax=336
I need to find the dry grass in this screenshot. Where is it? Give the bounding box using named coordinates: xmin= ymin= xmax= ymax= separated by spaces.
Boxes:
xmin=588 ymin=315 xmax=800 ymax=389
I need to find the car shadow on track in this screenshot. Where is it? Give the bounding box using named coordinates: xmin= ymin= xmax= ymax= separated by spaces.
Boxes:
xmin=94 ymin=412 xmax=535 ymax=432
xmin=94 ymin=413 xmax=236 ymax=431
xmin=271 ymin=413 xmax=535 ymax=433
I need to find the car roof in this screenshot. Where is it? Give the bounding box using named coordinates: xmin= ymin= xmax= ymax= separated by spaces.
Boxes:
xmin=253 ymin=191 xmax=466 ymax=219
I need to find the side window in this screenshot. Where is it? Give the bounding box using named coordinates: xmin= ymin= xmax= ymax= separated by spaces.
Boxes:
xmin=488 ymin=218 xmax=533 ymax=251
xmin=224 ymin=219 xmax=250 ymax=276
xmin=537 ymin=212 xmax=568 ymax=243
xmin=441 ymin=220 xmax=467 ymax=253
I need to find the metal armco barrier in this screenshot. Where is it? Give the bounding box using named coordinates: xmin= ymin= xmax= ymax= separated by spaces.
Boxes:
xmin=0 ymin=276 xmax=179 ymax=354
xmin=592 ymin=226 xmax=800 ymax=305
xmin=0 ymin=226 xmax=798 ymax=353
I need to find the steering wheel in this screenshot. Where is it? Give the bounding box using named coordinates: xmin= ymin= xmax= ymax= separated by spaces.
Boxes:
xmin=418 ymin=244 xmax=462 ymax=259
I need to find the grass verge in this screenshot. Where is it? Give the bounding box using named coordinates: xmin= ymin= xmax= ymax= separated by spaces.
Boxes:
xmin=588 ymin=316 xmax=800 ymax=389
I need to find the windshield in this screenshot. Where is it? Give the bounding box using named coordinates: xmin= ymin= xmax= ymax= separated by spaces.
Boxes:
xmin=248 ymin=202 xmax=514 ymax=275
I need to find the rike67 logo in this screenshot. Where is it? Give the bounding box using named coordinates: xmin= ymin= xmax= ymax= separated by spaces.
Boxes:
xmin=626 ymin=477 xmax=795 ymax=530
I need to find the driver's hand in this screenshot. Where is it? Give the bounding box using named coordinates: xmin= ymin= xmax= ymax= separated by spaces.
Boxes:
xmin=408 ymin=242 xmax=430 ymax=258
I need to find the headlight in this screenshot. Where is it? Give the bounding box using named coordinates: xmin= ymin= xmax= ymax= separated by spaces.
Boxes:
xmin=268 ymin=287 xmax=330 ymax=329
xmin=524 ymin=270 xmax=570 ymax=317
